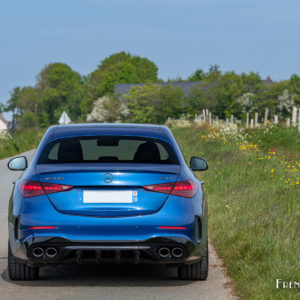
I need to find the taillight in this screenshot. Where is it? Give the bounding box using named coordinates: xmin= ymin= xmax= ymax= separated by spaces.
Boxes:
xmin=171 ymin=180 xmax=198 ymax=198
xmin=143 ymin=182 xmax=175 ymax=194
xmin=143 ymin=180 xmax=198 ymax=198
xmin=19 ymin=180 xmax=72 ymax=198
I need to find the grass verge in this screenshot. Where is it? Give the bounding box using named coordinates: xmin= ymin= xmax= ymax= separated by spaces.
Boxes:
xmin=173 ymin=126 xmax=299 ymax=300
xmin=245 ymin=125 xmax=300 ymax=162
xmin=0 ymin=128 xmax=44 ymax=159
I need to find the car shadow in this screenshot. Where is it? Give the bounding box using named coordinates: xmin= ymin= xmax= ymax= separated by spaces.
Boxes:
xmin=1 ymin=264 xmax=194 ymax=287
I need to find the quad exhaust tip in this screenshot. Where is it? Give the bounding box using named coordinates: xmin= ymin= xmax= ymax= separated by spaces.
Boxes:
xmin=32 ymin=247 xmax=44 ymax=258
xmin=172 ymin=247 xmax=184 ymax=258
xmin=158 ymin=247 xmax=170 ymax=258
xmin=32 ymin=247 xmax=58 ymax=258
xmin=158 ymin=247 xmax=184 ymax=258
xmin=45 ymin=247 xmax=58 ymax=258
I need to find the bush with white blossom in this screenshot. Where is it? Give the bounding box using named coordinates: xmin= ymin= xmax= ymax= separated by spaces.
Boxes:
xmin=235 ymin=93 xmax=256 ymax=113
xmin=86 ymin=96 xmax=129 ymax=123
xmin=277 ymin=89 xmax=295 ymax=115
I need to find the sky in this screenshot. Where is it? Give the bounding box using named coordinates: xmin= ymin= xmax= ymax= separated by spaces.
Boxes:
xmin=1 ymin=0 xmax=300 ymax=119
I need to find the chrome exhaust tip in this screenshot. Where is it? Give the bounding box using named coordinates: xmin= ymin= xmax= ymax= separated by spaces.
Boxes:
xmin=32 ymin=247 xmax=44 ymax=258
xmin=172 ymin=247 xmax=184 ymax=258
xmin=158 ymin=247 xmax=170 ymax=258
xmin=45 ymin=247 xmax=58 ymax=258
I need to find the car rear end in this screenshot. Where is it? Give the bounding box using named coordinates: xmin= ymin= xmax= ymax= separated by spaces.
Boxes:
xmin=9 ymin=124 xmax=207 ymax=274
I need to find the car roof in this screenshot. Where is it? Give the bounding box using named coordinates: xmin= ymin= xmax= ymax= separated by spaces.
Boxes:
xmin=45 ymin=123 xmax=173 ymax=143
xmin=54 ymin=123 xmax=162 ymax=130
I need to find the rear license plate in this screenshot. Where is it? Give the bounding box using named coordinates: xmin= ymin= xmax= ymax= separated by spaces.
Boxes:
xmin=83 ymin=190 xmax=136 ymax=203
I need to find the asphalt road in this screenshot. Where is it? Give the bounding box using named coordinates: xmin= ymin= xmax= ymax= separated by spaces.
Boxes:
xmin=0 ymin=150 xmax=237 ymax=300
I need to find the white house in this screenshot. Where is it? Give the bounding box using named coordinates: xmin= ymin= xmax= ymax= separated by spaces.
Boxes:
xmin=0 ymin=114 xmax=8 ymax=133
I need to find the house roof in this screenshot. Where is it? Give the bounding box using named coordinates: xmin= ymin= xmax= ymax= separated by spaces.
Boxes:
xmin=114 ymin=81 xmax=200 ymax=96
xmin=114 ymin=77 xmax=274 ymax=97
xmin=0 ymin=114 xmax=8 ymax=126
xmin=262 ymin=76 xmax=273 ymax=85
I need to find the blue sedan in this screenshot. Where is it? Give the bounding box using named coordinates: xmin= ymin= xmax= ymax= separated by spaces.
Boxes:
xmin=7 ymin=124 xmax=208 ymax=280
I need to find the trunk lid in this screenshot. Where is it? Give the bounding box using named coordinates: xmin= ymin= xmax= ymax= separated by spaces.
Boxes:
xmin=36 ymin=164 xmax=180 ymax=217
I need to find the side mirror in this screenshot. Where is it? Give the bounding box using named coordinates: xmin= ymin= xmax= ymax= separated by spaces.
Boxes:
xmin=190 ymin=157 xmax=208 ymax=171
xmin=8 ymin=156 xmax=28 ymax=171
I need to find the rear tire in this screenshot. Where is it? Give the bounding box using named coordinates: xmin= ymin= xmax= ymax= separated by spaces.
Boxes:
xmin=178 ymin=245 xmax=208 ymax=280
xmin=8 ymin=242 xmax=39 ymax=281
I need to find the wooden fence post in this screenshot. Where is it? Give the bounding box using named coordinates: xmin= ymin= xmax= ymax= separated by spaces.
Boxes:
xmin=286 ymin=118 xmax=290 ymax=128
xmin=264 ymin=108 xmax=269 ymax=124
xmin=255 ymin=112 xmax=259 ymax=127
xmin=250 ymin=119 xmax=254 ymax=129
xmin=209 ymin=112 xmax=212 ymax=125
xmin=298 ymin=108 xmax=300 ymax=133
xmin=292 ymin=106 xmax=297 ymax=127
xmin=202 ymin=109 xmax=206 ymax=122
xmin=246 ymin=113 xmax=249 ymax=128
xmin=274 ymin=115 xmax=278 ymax=124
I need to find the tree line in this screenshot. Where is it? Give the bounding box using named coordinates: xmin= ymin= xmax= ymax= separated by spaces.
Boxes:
xmin=3 ymin=51 xmax=300 ymax=128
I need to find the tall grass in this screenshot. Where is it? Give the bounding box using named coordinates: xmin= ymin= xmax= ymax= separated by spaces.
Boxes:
xmin=0 ymin=128 xmax=44 ymax=159
xmin=173 ymin=126 xmax=299 ymax=300
xmin=245 ymin=125 xmax=300 ymax=161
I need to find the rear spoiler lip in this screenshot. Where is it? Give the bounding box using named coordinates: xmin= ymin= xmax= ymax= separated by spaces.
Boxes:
xmin=36 ymin=163 xmax=181 ymax=175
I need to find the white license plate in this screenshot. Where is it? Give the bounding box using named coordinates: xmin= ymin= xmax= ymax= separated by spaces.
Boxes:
xmin=83 ymin=190 xmax=136 ymax=204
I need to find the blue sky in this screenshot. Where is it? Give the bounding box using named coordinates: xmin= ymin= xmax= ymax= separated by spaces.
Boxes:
xmin=1 ymin=0 xmax=299 ymax=118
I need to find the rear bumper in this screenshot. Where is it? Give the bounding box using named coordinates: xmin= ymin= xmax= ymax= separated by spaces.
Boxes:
xmin=12 ymin=236 xmax=206 ymax=266
xmin=9 ymin=188 xmax=208 ymax=266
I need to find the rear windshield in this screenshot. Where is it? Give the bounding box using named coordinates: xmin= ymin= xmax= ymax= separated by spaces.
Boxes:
xmin=38 ymin=136 xmax=179 ymax=164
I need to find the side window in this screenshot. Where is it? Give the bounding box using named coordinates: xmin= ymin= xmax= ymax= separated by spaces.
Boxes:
xmin=156 ymin=142 xmax=169 ymax=160
xmin=48 ymin=143 xmax=59 ymax=160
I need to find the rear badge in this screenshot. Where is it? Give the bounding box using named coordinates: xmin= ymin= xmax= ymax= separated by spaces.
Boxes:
xmin=160 ymin=176 xmax=173 ymax=180
xmin=103 ymin=173 xmax=113 ymax=183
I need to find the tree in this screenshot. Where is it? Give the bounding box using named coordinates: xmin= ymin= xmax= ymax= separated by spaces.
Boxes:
xmin=125 ymin=83 xmax=185 ymax=124
xmin=240 ymin=72 xmax=264 ymax=94
xmin=188 ymin=81 xmax=219 ymax=116
xmin=125 ymin=83 xmax=160 ymax=123
xmin=258 ymin=81 xmax=289 ymax=115
xmin=288 ymin=74 xmax=300 ymax=105
xmin=84 ymin=52 xmax=159 ymax=113
xmin=92 ymin=62 xmax=140 ymax=98
xmin=188 ymin=70 xmax=245 ymax=118
xmin=187 ymin=69 xmax=204 ymax=82
xmin=0 ymin=103 xmax=5 ymax=113
xmin=157 ymin=84 xmax=185 ymax=123
xmin=218 ymin=71 xmax=245 ymax=117
xmin=37 ymin=63 xmax=84 ymax=124
xmin=15 ymin=87 xmax=40 ymax=127
xmin=5 ymin=87 xmax=21 ymax=130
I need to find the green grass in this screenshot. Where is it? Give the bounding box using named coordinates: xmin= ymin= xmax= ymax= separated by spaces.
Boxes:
xmin=0 ymin=128 xmax=44 ymax=159
xmin=245 ymin=125 xmax=300 ymax=161
xmin=173 ymin=127 xmax=300 ymax=300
